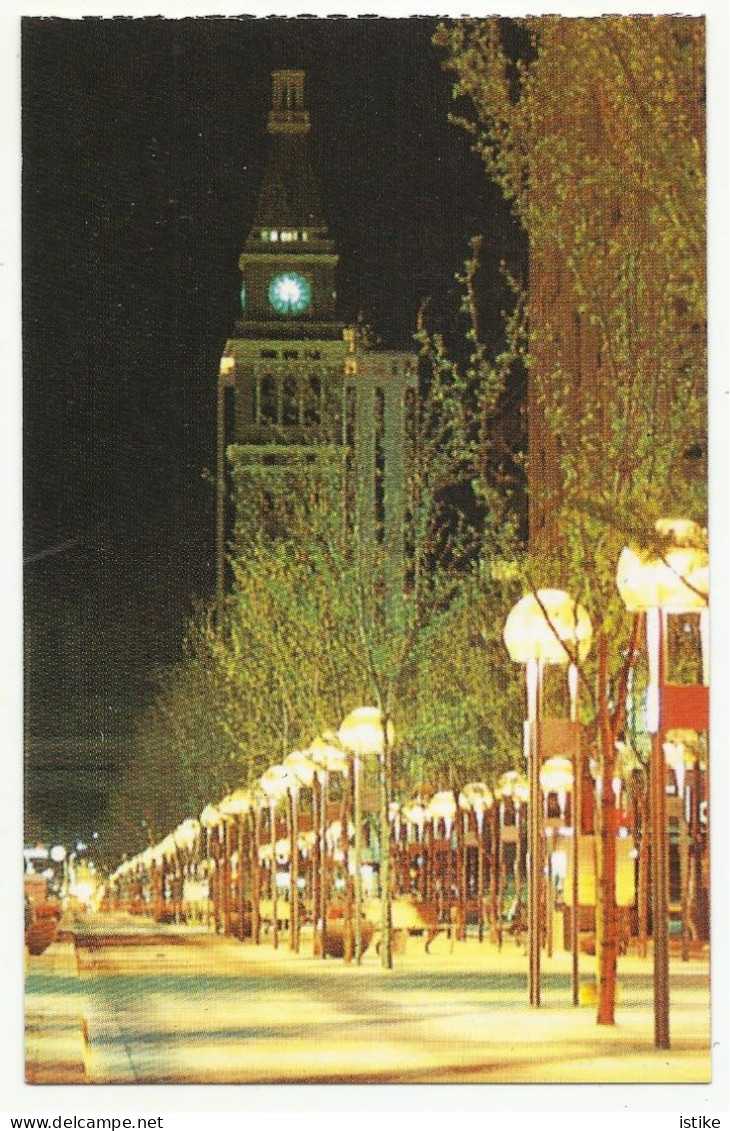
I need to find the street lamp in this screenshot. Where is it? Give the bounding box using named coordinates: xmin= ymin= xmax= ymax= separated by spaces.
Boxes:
xmin=172 ymin=819 xmax=201 ymax=924
xmin=426 ymin=790 xmax=457 ymax=923
xmin=259 ymin=765 xmax=293 ymax=950
xmin=539 ymin=756 xmax=574 ymax=964
xmin=338 ymin=707 xmax=394 ymax=965
xmin=402 ymin=798 xmax=427 ymax=899
xmin=663 ymin=729 xmax=706 ymax=961
xmin=337 ymin=707 xmax=395 ymax=968
xmin=283 ymin=750 xmax=318 ymax=952
xmin=219 ymin=791 xmax=252 ymax=939
xmin=616 ymin=516 xmax=709 ymax=1050
xmin=504 ymin=588 xmax=592 ymax=1008
xmin=460 ymin=783 xmax=494 ymax=942
xmin=497 ymin=770 xmax=529 ymax=944
xmin=389 ymin=801 xmax=404 ymax=896
xmin=309 ymin=734 xmax=348 ymax=959
xmin=200 ymin=804 xmax=225 ymax=932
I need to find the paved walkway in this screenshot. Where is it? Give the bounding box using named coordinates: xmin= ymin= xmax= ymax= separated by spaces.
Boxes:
xmin=25 ymin=914 xmax=712 ymax=1085
xmin=25 ymin=935 xmax=88 ymax=1084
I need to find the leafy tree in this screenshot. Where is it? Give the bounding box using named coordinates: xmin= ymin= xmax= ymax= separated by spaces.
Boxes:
xmin=436 ymin=14 xmax=707 ymax=1024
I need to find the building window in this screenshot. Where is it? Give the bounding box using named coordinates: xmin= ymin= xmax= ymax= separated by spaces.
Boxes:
xmin=261 ymin=348 xmax=278 ymax=359
xmin=304 ymin=349 xmax=321 ymax=360
xmin=259 ymin=376 xmax=277 ymax=424
xmin=283 ymin=349 xmax=299 ymax=360
xmin=304 ymin=375 xmax=322 ymax=425
xmin=282 ymin=377 xmax=298 ymax=426
xmin=404 ymin=387 xmax=416 ymax=443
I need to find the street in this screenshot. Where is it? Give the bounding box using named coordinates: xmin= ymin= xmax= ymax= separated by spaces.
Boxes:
xmin=25 ymin=914 xmax=711 ymax=1085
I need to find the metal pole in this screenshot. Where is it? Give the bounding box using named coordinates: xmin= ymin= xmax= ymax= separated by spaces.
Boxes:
xmin=652 ymin=610 xmax=670 ymax=1049
xmin=252 ymin=808 xmax=261 ymax=946
xmin=528 ymin=658 xmax=543 ymax=1007
xmin=354 ymin=752 xmax=363 ymax=963
xmin=477 ymin=812 xmax=485 ymax=943
xmin=289 ymin=787 xmax=299 ymax=952
xmin=311 ymin=778 xmax=320 ymax=956
xmin=223 ymin=821 xmax=232 ymax=936
xmin=572 ymin=736 xmax=582 ymax=1006
xmin=379 ymin=746 xmax=393 ymax=969
xmin=679 ymin=774 xmax=691 ymax=962
xmin=270 ymin=802 xmax=279 ymax=950
xmin=546 ymin=824 xmax=554 ymax=958
xmin=515 ymin=803 xmax=523 ymax=928
xmin=320 ymin=772 xmax=328 ymax=960
xmin=497 ymin=802 xmax=505 ymax=950
xmin=237 ymin=817 xmax=246 ymax=940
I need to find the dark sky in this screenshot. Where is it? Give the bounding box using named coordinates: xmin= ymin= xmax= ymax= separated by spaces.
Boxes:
xmin=22 ymin=16 xmax=521 ymax=845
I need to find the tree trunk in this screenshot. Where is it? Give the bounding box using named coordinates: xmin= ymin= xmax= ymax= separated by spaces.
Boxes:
xmin=237 ymin=817 xmax=246 ymax=940
xmin=489 ymin=804 xmax=499 ymax=944
xmin=596 ymin=633 xmax=618 ymax=1026
xmin=342 ymin=761 xmax=354 ymax=963
xmin=379 ymin=737 xmax=393 ymax=969
xmin=455 ymin=800 xmax=467 ymax=941
xmin=311 ymin=777 xmax=321 ymax=957
xmin=319 ymin=774 xmax=329 ymax=960
xmin=252 ymin=808 xmax=261 ymax=946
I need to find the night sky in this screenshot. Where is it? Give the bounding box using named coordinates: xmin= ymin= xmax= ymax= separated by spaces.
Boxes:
xmin=22 ymin=16 xmax=521 ymax=846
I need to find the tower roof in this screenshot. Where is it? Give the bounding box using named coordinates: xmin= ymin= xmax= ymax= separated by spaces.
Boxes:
xmin=250 ymin=70 xmax=328 ymax=233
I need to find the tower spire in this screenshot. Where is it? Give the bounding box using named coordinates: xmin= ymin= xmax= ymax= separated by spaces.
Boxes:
xmin=250 ymin=69 xmax=326 ymax=234
xmin=268 ymin=70 xmax=310 ymax=134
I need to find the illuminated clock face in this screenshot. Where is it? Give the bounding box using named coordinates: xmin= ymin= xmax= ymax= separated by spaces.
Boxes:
xmin=268 ymin=272 xmax=312 ymax=315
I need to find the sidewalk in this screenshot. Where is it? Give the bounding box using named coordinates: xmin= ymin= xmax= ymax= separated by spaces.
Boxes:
xmin=25 ymin=914 xmax=712 ymax=1085
xmin=25 ymin=933 xmax=87 ymax=1084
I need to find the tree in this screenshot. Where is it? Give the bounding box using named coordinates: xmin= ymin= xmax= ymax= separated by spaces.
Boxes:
xmin=436 ymin=14 xmax=707 ymax=1024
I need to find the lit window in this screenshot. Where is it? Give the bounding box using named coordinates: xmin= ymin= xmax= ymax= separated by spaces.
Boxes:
xmin=270 ymin=231 xmax=279 ymax=242
xmin=301 ymin=231 xmax=308 ymax=242
xmin=261 ymin=230 xmax=269 ymax=241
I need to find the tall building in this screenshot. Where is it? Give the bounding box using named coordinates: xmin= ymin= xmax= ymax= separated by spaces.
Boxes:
xmin=216 ymin=70 xmax=416 ymax=610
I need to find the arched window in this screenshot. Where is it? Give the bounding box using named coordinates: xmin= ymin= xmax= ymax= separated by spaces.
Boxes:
xmin=304 ymin=375 xmax=321 ymax=425
xmin=282 ymin=377 xmax=298 ymax=426
xmin=259 ymin=376 xmax=277 ymax=424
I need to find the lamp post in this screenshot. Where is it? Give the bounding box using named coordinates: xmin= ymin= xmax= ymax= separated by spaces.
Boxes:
xmin=283 ymin=750 xmax=318 ymax=952
xmin=389 ymin=802 xmax=403 ymax=895
xmin=200 ymin=804 xmax=224 ymax=932
xmin=460 ymin=783 xmax=494 ymax=942
xmin=663 ymin=733 xmax=697 ymax=962
xmin=539 ymin=756 xmax=574 ymax=968
xmin=617 ymin=516 xmax=709 ymax=1050
xmin=426 ymin=791 xmax=457 ymax=925
xmin=309 ymin=734 xmax=348 ymax=959
xmin=172 ymin=819 xmax=201 ymax=924
xmin=504 ymin=589 xmax=592 ymax=1008
xmin=259 ymin=765 xmax=293 ymax=951
xmin=402 ymin=799 xmax=426 ymax=899
xmin=338 ymin=707 xmax=395 ymax=966
xmin=218 ymin=791 xmax=252 ymax=939
xmin=497 ymin=770 xmax=529 ymax=939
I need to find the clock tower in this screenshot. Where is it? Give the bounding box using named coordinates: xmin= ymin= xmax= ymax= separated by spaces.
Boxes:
xmin=216 ymin=70 xmax=348 ymax=600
